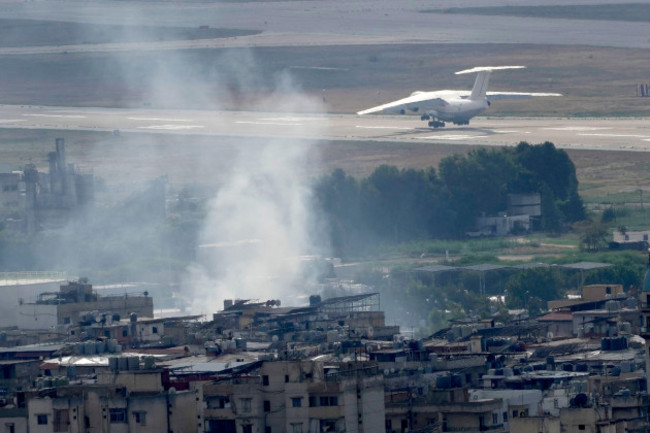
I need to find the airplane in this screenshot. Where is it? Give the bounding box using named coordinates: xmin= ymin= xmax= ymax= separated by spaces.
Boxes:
xmin=357 ymin=66 xmax=561 ymax=128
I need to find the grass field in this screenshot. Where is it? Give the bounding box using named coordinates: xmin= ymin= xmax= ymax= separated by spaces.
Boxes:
xmin=2 ymin=41 xmax=650 ymax=118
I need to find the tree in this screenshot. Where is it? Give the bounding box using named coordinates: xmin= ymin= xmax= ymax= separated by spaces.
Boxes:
xmin=505 ymin=268 xmax=563 ymax=316
xmin=579 ymin=222 xmax=609 ymax=252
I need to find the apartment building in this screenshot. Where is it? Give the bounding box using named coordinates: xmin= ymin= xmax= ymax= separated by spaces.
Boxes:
xmin=201 ymin=360 xmax=384 ymax=433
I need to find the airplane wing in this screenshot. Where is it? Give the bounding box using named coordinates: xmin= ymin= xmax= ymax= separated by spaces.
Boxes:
xmin=357 ymin=92 xmax=447 ymax=115
xmin=487 ymin=91 xmax=562 ymax=101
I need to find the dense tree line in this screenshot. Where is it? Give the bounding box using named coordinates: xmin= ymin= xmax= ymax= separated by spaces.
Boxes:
xmin=315 ymin=141 xmax=586 ymax=258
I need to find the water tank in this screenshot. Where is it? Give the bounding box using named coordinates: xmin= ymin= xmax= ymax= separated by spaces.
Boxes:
xmin=127 ymin=357 xmax=140 ymax=371
xmin=601 ymin=338 xmax=611 ymax=351
xmin=130 ymin=313 xmax=138 ymax=323
xmin=143 ymin=357 xmax=156 ymax=369
xmin=118 ymin=357 xmax=129 ymax=371
xmin=109 ymin=357 xmax=119 ymax=371
xmin=84 ymin=341 xmax=96 ymax=355
xmin=95 ymin=340 xmax=105 ymax=354
xmin=436 ymin=376 xmax=452 ymax=389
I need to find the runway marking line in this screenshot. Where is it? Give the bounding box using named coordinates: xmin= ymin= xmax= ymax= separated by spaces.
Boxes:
xmin=128 ymin=117 xmax=191 ymax=122
xmin=261 ymin=117 xmax=325 ymax=122
xmin=22 ymin=114 xmax=86 ymax=119
xmin=236 ymin=121 xmax=302 ymax=126
xmin=578 ymin=133 xmax=650 ymax=139
xmin=355 ymin=125 xmax=414 ymax=130
xmin=0 ymin=119 xmax=26 ymax=124
xmin=417 ymin=135 xmax=489 ymax=140
xmin=138 ymin=125 xmax=204 ymax=130
xmin=543 ymin=126 xmax=612 ymax=131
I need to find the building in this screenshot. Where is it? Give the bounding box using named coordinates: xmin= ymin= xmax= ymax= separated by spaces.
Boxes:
xmin=22 ymin=138 xmax=94 ymax=233
xmin=0 ymin=272 xmax=68 ymax=329
xmin=17 ymin=280 xmax=153 ymax=331
xmin=201 ymin=361 xmax=385 ymax=433
xmin=26 ymin=362 xmax=198 ymax=433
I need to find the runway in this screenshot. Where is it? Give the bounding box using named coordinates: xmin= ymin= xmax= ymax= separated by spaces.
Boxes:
xmin=1 ymin=104 xmax=649 ymax=152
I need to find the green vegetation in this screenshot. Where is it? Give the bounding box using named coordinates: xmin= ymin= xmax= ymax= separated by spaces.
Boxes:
xmin=315 ymin=141 xmax=585 ymax=259
xmin=359 ymin=248 xmax=647 ymax=334
xmin=425 ymin=4 xmax=650 ymax=23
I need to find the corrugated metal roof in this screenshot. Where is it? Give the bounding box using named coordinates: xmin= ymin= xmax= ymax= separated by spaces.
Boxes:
xmin=556 ymin=261 xmax=612 ymax=270
xmin=415 ymin=264 xmax=458 ymax=273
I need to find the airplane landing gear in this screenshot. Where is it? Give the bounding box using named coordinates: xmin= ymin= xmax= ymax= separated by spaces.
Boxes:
xmin=428 ymin=120 xmax=445 ymax=128
xmin=420 ymin=114 xmax=431 ymax=121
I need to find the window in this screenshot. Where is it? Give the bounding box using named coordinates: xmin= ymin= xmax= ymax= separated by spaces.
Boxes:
xmin=4 ymin=423 xmax=14 ymax=433
xmin=263 ymin=400 xmax=270 ymax=412
xmin=265 ymin=428 xmax=271 ymax=433
xmin=503 ymin=412 xmax=508 ymax=422
xmin=63 ymin=317 xmax=71 ymax=325
xmin=109 ymin=408 xmax=127 ymax=423
xmin=262 ymin=375 xmax=269 ymax=386
xmin=36 ymin=414 xmax=48 ymax=425
xmin=285 ymin=375 xmax=289 ymax=383
xmin=122 ymin=326 xmax=129 ymax=337
xmin=240 ymin=398 xmax=252 ymax=413
xmin=315 ymin=396 xmax=338 ymax=407
xmin=207 ymin=396 xmax=230 ymax=409
xmin=152 ymin=326 xmax=158 ymax=334
xmin=242 ymin=425 xmax=252 ymax=433
xmin=133 ymin=411 xmax=146 ymax=426
xmin=291 ymin=397 xmax=302 ymax=407
xmin=291 ymin=423 xmax=303 ymax=433
xmin=53 ymin=409 xmax=69 ymax=432
xmin=579 ymin=426 xmax=586 ymax=431
xmin=492 ymin=413 xmax=498 ymax=425
xmin=321 ymin=421 xmax=336 ymax=432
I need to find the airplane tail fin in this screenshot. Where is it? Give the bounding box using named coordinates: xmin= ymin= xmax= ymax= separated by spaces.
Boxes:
xmin=456 ymin=66 xmax=526 ymax=101
xmin=470 ymin=71 xmax=491 ymax=100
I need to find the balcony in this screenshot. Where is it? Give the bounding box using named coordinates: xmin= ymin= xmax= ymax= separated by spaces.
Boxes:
xmin=444 ymin=424 xmax=505 ymax=432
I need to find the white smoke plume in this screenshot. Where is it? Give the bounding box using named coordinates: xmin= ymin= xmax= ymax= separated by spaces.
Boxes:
xmin=185 ymin=72 xmax=330 ymax=315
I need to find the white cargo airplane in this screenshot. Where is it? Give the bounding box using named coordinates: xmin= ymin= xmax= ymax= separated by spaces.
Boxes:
xmin=357 ymin=66 xmax=561 ymax=128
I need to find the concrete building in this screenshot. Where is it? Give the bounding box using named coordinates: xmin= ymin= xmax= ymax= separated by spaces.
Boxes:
xmin=0 ymin=164 xmax=21 ymax=210
xmin=22 ymin=138 xmax=94 ymax=233
xmin=26 ymin=365 xmax=198 ymax=433
xmin=201 ymin=361 xmax=385 ymax=433
xmin=639 ymin=250 xmax=650 ymax=392
xmin=17 ymin=280 xmax=153 ymax=331
xmin=0 ymin=272 xmax=67 ymax=329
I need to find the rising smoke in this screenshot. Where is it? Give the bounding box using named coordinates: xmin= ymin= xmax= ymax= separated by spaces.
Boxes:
xmin=185 ymin=72 xmax=330 ymax=315
xmin=0 ymin=3 xmax=331 ymax=315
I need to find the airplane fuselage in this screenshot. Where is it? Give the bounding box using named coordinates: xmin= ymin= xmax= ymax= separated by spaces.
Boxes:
xmin=428 ymin=97 xmax=488 ymax=123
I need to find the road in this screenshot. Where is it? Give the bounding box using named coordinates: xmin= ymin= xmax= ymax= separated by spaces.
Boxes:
xmin=1 ymin=104 xmax=648 ymax=152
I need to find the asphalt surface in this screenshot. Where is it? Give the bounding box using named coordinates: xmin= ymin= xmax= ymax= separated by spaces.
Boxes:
xmin=1 ymin=104 xmax=649 ymax=152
